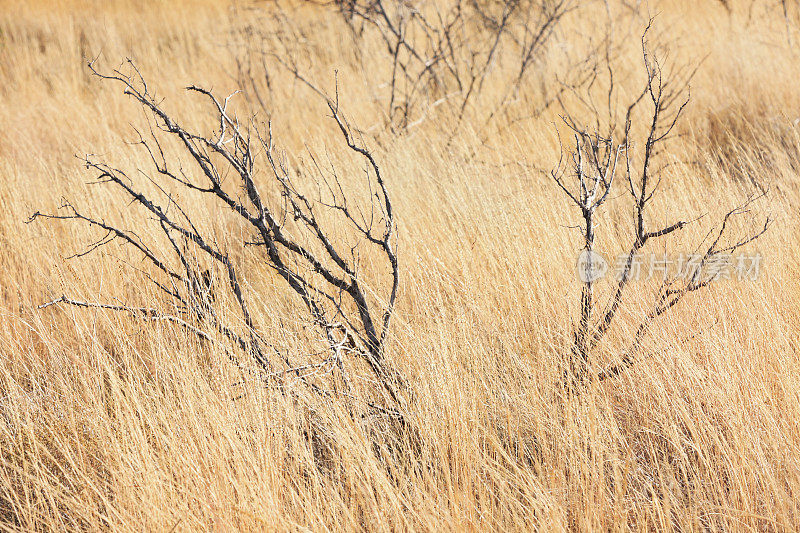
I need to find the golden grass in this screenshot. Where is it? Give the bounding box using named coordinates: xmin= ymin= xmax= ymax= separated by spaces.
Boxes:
xmin=1 ymin=0 xmax=800 ymax=530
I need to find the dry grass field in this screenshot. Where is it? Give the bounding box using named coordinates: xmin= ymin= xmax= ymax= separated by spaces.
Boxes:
xmin=2 ymin=0 xmax=800 ymax=530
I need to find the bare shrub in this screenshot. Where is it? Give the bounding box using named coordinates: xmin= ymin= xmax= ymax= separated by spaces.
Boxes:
xmin=234 ymin=0 xmax=576 ymax=133
xmin=552 ymin=30 xmax=770 ymax=386
xmin=29 ymin=60 xmax=406 ymax=418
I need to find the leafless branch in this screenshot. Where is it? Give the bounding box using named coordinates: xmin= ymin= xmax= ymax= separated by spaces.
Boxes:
xmin=551 ymin=30 xmax=769 ymax=387
xmin=33 ymin=59 xmax=405 ymax=418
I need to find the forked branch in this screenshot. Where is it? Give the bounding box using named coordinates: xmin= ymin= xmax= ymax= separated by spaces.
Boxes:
xmin=32 ymin=59 xmax=405 ymax=417
xmin=551 ymin=31 xmax=769 ymax=386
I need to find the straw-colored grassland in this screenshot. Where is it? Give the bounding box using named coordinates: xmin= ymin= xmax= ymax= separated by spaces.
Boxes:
xmin=1 ymin=0 xmax=800 ymax=530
